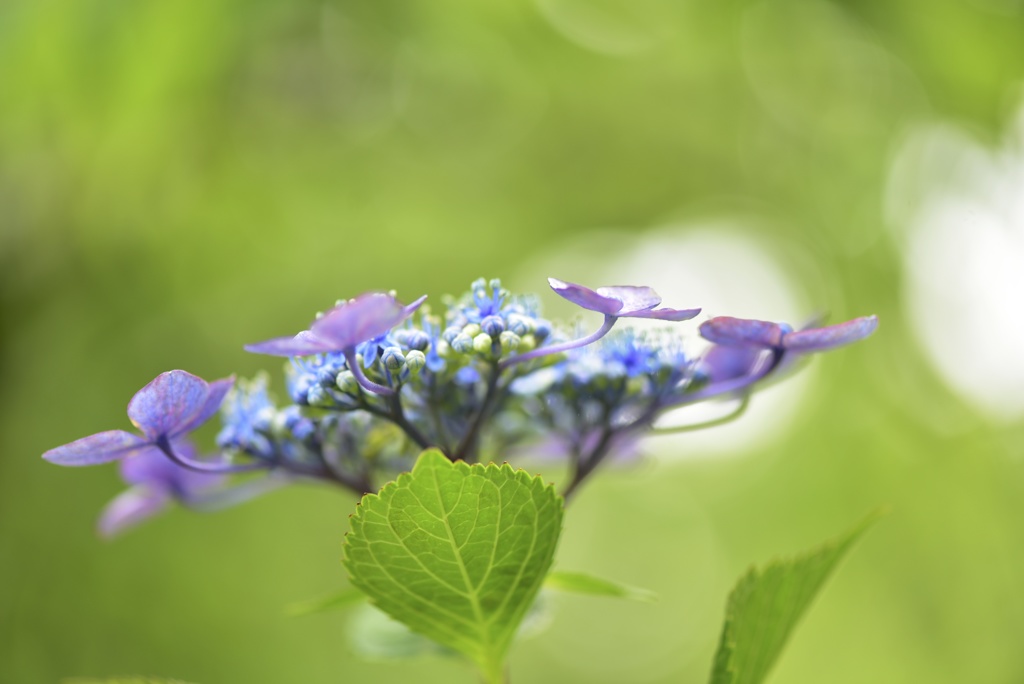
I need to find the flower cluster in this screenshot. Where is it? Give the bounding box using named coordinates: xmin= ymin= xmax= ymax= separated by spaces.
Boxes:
xmin=43 ymin=277 xmax=877 ymax=534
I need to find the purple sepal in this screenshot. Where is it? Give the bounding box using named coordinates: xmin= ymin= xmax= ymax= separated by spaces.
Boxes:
xmin=699 ymin=317 xmax=787 ymax=348
xmin=178 ymin=377 xmax=235 ymax=434
xmin=782 ymin=315 xmax=879 ymax=352
xmin=44 ymin=370 xmax=232 ymax=468
xmin=127 ymin=370 xmax=233 ymax=440
xmin=627 ymin=306 xmax=701 ymax=322
xmin=247 ymin=292 xmax=426 ymax=358
xmin=549 ymin=278 xmax=624 ymax=315
xmin=594 ymin=285 xmax=660 ymax=314
xmin=127 ymin=370 xmax=209 ymax=439
xmin=549 ymin=277 xmax=699 ymax=320
xmin=244 ymin=331 xmax=335 ymax=357
xmin=42 ymin=430 xmax=149 ymax=466
xmin=699 ymin=345 xmax=764 ymax=383
xmin=402 ymin=294 xmax=429 ymax=317
xmin=311 ymin=293 xmax=416 ymax=349
xmin=98 ymin=487 xmax=172 ymax=538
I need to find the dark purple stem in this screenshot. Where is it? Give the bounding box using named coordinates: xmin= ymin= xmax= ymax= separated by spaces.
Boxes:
xmin=500 ymin=314 xmax=617 ymax=369
xmin=344 ymin=348 xmax=395 ymax=396
xmin=155 ymin=436 xmax=269 ymax=475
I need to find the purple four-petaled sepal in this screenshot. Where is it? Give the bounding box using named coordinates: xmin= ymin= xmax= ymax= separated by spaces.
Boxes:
xmin=699 ymin=315 xmax=878 ymax=352
xmin=244 ymin=292 xmax=427 ymax=357
xmin=548 ymin=278 xmax=700 ymax=321
xmin=42 ymin=370 xmax=233 ymax=467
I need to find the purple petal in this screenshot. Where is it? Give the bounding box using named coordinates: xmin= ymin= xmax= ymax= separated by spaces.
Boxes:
xmin=245 ymin=331 xmax=336 ymax=357
xmin=43 ymin=430 xmax=149 ymax=466
xmin=699 ymin=345 xmax=764 ymax=383
xmin=127 ymin=370 xmax=209 ymax=440
xmin=97 ymin=486 xmax=171 ymax=538
xmin=782 ymin=315 xmax=879 ymax=352
xmin=402 ymin=294 xmax=428 ymax=317
xmin=310 ymin=293 xmax=411 ymax=349
xmin=548 ymin=278 xmax=623 ymax=315
xmin=120 ymin=442 xmax=227 ymax=495
xmin=699 ymin=317 xmax=786 ymax=348
xmin=595 ymin=285 xmax=661 ymax=314
xmin=627 ymin=306 xmax=702 ymax=321
xmin=175 ymin=376 xmax=234 ymax=435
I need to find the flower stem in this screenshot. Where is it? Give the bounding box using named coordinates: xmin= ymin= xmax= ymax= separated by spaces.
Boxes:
xmin=344 ymin=348 xmax=395 ymax=396
xmin=499 ymin=314 xmax=616 ymax=369
xmin=651 ymin=393 xmax=751 ymax=435
xmin=155 ymin=437 xmax=268 ymax=475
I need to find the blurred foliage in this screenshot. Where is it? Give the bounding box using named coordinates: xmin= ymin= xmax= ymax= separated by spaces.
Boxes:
xmin=3 ymin=0 xmax=1024 ymax=683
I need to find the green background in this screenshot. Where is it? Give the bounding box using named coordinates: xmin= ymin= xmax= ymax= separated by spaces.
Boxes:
xmin=3 ymin=1 xmax=1024 ymax=682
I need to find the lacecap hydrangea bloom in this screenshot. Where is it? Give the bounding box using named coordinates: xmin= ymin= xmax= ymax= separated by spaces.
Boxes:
xmin=43 ymin=277 xmax=877 ymax=534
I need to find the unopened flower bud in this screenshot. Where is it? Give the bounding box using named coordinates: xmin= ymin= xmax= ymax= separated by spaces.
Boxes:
xmin=382 ymin=346 xmax=406 ymax=371
xmin=442 ymin=327 xmax=462 ymax=344
xmin=406 ymin=350 xmax=426 ymax=373
xmin=518 ymin=334 xmax=537 ymax=353
xmin=335 ymin=371 xmax=359 ymax=394
xmin=473 ymin=333 xmax=493 ymax=354
xmin=481 ymin=315 xmax=505 ymax=337
xmin=462 ymin=323 xmax=482 ymax=338
xmin=499 ymin=330 xmax=520 ymax=353
xmin=451 ymin=332 xmax=474 ymax=354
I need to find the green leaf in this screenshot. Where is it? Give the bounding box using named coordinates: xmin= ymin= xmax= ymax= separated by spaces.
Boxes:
xmin=709 ymin=513 xmax=880 ymax=684
xmin=343 ymin=449 xmax=564 ymax=683
xmin=286 ymin=586 xmax=365 ymax=616
xmin=544 ymin=570 xmax=657 ymax=603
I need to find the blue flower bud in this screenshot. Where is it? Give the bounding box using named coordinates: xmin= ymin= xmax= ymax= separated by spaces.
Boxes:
xmin=442 ymin=327 xmax=462 ymax=344
xmin=451 ymin=332 xmax=474 ymax=353
xmin=316 ymin=366 xmax=338 ymax=386
xmin=473 ymin=333 xmax=494 ymax=354
xmin=481 ymin=315 xmax=505 ymax=337
xmin=406 ymin=350 xmax=426 ymax=373
xmin=533 ymin=319 xmax=552 ymax=341
xmin=382 ymin=346 xmax=406 ymax=371
xmin=507 ymin=314 xmax=531 ymax=336
xmin=404 ymin=329 xmax=430 ymax=351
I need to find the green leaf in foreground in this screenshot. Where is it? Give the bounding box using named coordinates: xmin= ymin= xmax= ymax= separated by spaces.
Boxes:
xmin=709 ymin=513 xmax=879 ymax=684
xmin=545 ymin=570 xmax=657 ymax=603
xmin=343 ymin=450 xmax=563 ymax=683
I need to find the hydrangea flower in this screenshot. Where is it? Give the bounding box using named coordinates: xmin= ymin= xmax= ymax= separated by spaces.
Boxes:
xmin=699 ymin=315 xmax=878 ymax=351
xmin=43 ymin=370 xmax=233 ymax=468
xmin=548 ymin=277 xmax=701 ymax=321
xmin=684 ymin=315 xmax=880 ymax=402
xmin=245 ymin=292 xmax=427 ymax=396
xmin=43 ymin=275 xmax=880 ymax=520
